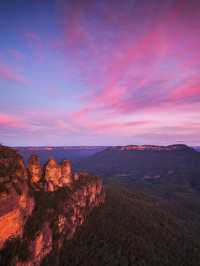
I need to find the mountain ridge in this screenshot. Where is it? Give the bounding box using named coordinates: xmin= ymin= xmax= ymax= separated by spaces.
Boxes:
xmin=108 ymin=144 xmax=194 ymax=152
xmin=0 ymin=146 xmax=105 ymax=266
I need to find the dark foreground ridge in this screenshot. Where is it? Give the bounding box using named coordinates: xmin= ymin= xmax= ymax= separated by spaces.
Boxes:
xmin=0 ymin=145 xmax=105 ymax=266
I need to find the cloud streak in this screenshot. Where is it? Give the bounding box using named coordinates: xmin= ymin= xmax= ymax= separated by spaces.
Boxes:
xmin=0 ymin=63 xmax=28 ymax=85
xmin=0 ymin=0 xmax=200 ymax=145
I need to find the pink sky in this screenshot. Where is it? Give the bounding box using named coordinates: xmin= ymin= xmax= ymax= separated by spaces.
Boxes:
xmin=0 ymin=0 xmax=200 ymax=146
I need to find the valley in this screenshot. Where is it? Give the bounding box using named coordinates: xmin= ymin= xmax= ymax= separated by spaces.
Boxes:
xmin=1 ymin=144 xmax=200 ymax=265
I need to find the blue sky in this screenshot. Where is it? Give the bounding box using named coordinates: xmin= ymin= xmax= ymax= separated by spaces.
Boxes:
xmin=0 ymin=0 xmax=200 ymax=146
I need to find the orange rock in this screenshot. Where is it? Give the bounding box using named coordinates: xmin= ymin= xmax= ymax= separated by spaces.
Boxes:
xmin=28 ymin=156 xmax=42 ymax=184
xmin=44 ymin=159 xmax=73 ymax=191
xmin=0 ymin=209 xmax=23 ymax=249
xmin=0 ymin=146 xmax=35 ymax=250
xmin=57 ymin=214 xmax=66 ymax=234
xmin=30 ymin=223 xmax=52 ymax=265
xmin=44 ymin=159 xmax=61 ymax=191
xmin=19 ymin=193 xmax=35 ymax=216
xmin=74 ymin=172 xmax=80 ymax=181
xmin=60 ymin=160 xmax=73 ymax=187
xmin=15 ymin=158 xmax=27 ymax=180
xmin=0 ymin=146 xmax=105 ymax=266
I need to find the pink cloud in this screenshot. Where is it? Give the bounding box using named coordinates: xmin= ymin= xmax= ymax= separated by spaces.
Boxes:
xmin=72 ymin=107 xmax=92 ymax=120
xmin=9 ymin=48 xmax=25 ymax=61
xmin=1 ymin=0 xmax=199 ymax=145
xmin=0 ymin=113 xmax=26 ymax=129
xmin=89 ymin=120 xmax=153 ymax=134
xmin=172 ymin=86 xmax=200 ymax=101
xmin=73 ymin=19 xmax=200 ymax=117
xmin=170 ymin=78 xmax=200 ymax=102
xmin=0 ymin=63 xmax=28 ymax=85
xmin=57 ymin=111 xmax=153 ymax=136
xmin=53 ymin=0 xmax=200 ymax=124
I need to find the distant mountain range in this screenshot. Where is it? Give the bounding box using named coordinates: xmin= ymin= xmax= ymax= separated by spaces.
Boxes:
xmin=194 ymin=146 xmax=200 ymax=152
xmin=109 ymin=144 xmax=194 ymax=151
xmin=1 ymin=144 xmax=200 ymax=265
xmin=75 ymin=144 xmax=200 ymax=182
xmin=16 ymin=146 xmax=106 ymax=165
xmin=15 ymin=144 xmax=200 ymax=165
xmin=43 ymin=143 xmax=200 ymax=266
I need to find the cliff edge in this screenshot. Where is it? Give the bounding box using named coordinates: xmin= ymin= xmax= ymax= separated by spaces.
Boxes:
xmin=0 ymin=145 xmax=105 ymax=266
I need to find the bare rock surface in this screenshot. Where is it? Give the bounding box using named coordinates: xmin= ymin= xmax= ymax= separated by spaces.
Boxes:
xmin=0 ymin=145 xmax=105 ymax=266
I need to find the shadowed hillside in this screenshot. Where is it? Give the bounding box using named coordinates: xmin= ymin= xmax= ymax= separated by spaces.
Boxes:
xmin=43 ymin=184 xmax=200 ymax=266
xmin=75 ymin=145 xmax=200 ymax=190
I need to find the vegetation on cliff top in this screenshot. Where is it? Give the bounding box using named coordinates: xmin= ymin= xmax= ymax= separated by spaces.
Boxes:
xmin=43 ymin=184 xmax=200 ymax=266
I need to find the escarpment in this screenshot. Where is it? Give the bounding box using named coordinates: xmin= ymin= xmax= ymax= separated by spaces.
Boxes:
xmin=0 ymin=146 xmax=34 ymax=250
xmin=28 ymin=155 xmax=42 ymax=185
xmin=0 ymin=146 xmax=105 ymax=266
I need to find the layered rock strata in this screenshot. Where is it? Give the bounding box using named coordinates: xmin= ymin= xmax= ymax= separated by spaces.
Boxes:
xmin=0 ymin=146 xmax=105 ymax=266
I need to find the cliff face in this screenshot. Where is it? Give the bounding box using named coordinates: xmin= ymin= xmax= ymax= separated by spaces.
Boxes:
xmin=28 ymin=155 xmax=42 ymax=185
xmin=109 ymin=144 xmax=194 ymax=152
xmin=0 ymin=146 xmax=105 ymax=266
xmin=0 ymin=146 xmax=34 ymax=250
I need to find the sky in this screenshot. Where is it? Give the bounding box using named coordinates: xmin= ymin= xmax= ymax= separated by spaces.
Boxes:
xmin=0 ymin=0 xmax=200 ymax=146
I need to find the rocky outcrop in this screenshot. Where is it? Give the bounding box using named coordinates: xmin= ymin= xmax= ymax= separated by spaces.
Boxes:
xmin=44 ymin=159 xmax=61 ymax=192
xmin=19 ymin=173 xmax=104 ymax=266
xmin=28 ymin=156 xmax=42 ymax=185
xmin=28 ymin=157 xmax=74 ymax=192
xmin=0 ymin=146 xmax=34 ymax=250
xmin=0 ymin=146 xmax=105 ymax=266
xmin=60 ymin=160 xmax=73 ymax=187
xmin=20 ymin=223 xmax=53 ymax=266
xmin=43 ymin=159 xmax=73 ymax=192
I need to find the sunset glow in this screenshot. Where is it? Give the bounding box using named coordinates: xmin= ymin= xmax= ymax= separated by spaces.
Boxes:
xmin=0 ymin=0 xmax=200 ymax=145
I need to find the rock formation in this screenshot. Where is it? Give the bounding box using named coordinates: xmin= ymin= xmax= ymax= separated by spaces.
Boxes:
xmin=60 ymin=160 xmax=73 ymax=187
xmin=0 ymin=146 xmax=34 ymax=250
xmin=0 ymin=146 xmax=105 ymax=266
xmin=44 ymin=158 xmax=61 ymax=192
xmin=28 ymin=156 xmax=74 ymax=192
xmin=43 ymin=159 xmax=73 ymax=191
xmin=28 ymin=155 xmax=42 ymax=185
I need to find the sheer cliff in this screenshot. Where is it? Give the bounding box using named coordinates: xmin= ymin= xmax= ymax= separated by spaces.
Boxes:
xmin=0 ymin=145 xmax=105 ymax=266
